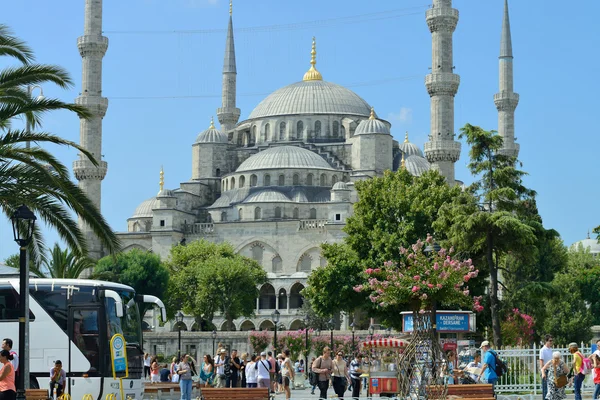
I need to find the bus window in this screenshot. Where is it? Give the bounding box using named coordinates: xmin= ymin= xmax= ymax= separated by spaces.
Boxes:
xmin=72 ymin=309 xmax=100 ymax=373
xmin=0 ymin=284 xmax=34 ymax=321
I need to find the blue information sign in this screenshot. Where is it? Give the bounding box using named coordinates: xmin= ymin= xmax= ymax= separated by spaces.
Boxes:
xmin=403 ymin=312 xmax=472 ymax=332
xmin=110 ymin=334 xmax=129 ymax=378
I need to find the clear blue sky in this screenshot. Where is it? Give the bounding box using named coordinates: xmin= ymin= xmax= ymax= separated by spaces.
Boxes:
xmin=1 ymin=0 xmax=599 ymax=261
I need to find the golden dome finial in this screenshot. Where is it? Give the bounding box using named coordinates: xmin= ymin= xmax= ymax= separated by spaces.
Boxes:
xmin=229 ymin=0 xmax=232 ymax=16
xmin=401 ymin=153 xmax=406 ymax=170
xmin=369 ymin=107 xmax=375 ymax=120
xmin=303 ymin=36 xmax=323 ymax=81
xmin=404 ymin=131 xmax=409 ymax=143
xmin=209 ymin=116 xmax=215 ymax=129
xmin=159 ymin=166 xmax=164 ymax=193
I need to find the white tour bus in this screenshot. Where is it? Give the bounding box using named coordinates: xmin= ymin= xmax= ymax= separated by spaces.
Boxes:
xmin=0 ymin=275 xmax=165 ymax=400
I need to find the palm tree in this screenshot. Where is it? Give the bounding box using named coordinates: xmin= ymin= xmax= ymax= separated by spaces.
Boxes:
xmin=31 ymin=243 xmax=94 ymax=279
xmin=0 ymin=24 xmax=120 ymax=263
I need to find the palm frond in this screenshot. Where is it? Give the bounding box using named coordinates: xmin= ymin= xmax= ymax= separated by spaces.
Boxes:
xmin=0 ymin=98 xmax=91 ymax=129
xmin=0 ymin=64 xmax=73 ymax=90
xmin=0 ymin=25 xmax=34 ymax=64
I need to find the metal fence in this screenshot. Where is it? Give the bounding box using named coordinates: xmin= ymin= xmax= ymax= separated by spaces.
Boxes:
xmin=496 ymin=343 xmax=595 ymax=396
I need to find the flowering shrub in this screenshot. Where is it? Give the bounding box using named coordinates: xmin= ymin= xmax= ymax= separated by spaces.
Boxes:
xmin=249 ymin=330 xmax=271 ymax=354
xmin=501 ymin=308 xmax=535 ymax=346
xmin=354 ymin=235 xmax=480 ymax=312
xmin=277 ymin=330 xmax=311 ymax=361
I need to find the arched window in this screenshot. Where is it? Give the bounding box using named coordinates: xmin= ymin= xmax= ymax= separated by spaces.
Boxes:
xmin=250 ymin=174 xmax=258 ymax=187
xmin=331 ymin=175 xmax=338 ymax=185
xmin=278 ymin=289 xmax=287 ymax=310
xmin=264 ymin=174 xmax=271 ymax=186
xmin=297 ymin=121 xmax=304 ymax=139
xmin=221 ymin=211 xmax=227 ymax=222
xmin=342 ymin=175 xmax=349 ymax=183
xmin=278 ymin=174 xmax=285 ymax=186
xmin=275 ymin=207 xmax=282 ymax=219
xmin=315 ymin=121 xmax=321 ymax=137
xmin=259 ymin=284 xmax=276 ymax=309
xmin=264 ymin=123 xmax=270 ymax=142
xmin=239 ymin=175 xmax=245 ymax=188
xmin=215 ymin=168 xmax=221 ymax=177
xmin=341 ymin=125 xmax=346 ymax=138
xmin=280 ymin=122 xmax=286 ymax=141
xmin=290 ymin=283 xmax=305 ymax=309
xmin=238 ymin=208 xmax=243 ymax=220
xmin=251 ymin=126 xmax=257 ymax=145
xmin=333 ymin=121 xmax=339 ymax=137
xmin=272 ymin=256 xmax=283 ymax=273
xmin=293 ymin=208 xmax=299 ymax=219
xmin=237 ymin=134 xmax=243 ymax=146
xmin=310 ymin=208 xmax=317 ymax=219
xmin=320 ymin=174 xmax=327 ymax=186
xmin=251 ymin=244 xmax=264 ymax=265
xmin=225 ymin=180 xmax=229 ymax=191
xmin=293 ymin=174 xmax=299 ymax=185
xmin=254 ymin=207 xmax=262 ymax=220
xmin=307 ymin=174 xmax=313 ymax=186
xmin=298 ymin=254 xmax=312 ymax=272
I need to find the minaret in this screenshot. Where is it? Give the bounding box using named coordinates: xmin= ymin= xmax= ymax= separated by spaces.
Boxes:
xmin=424 ymin=0 xmax=461 ymax=184
xmin=73 ymin=0 xmax=108 ymax=259
xmin=495 ymin=0 xmax=520 ymax=157
xmin=217 ymin=1 xmax=240 ymax=132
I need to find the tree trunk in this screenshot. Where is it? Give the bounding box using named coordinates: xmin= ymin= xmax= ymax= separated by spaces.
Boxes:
xmin=487 ymin=230 xmax=502 ymax=347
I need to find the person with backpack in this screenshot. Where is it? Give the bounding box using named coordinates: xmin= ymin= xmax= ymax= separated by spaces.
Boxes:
xmin=569 ymin=342 xmax=586 ymax=400
xmin=477 ymin=341 xmax=498 ymax=390
xmin=312 ymin=346 xmax=334 ymax=400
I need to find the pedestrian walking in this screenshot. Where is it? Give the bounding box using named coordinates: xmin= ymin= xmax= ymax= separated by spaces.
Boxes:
xmin=569 ymin=343 xmax=585 ymax=400
xmin=281 ymin=349 xmax=295 ymax=400
xmin=245 ymin=354 xmax=258 ymax=388
xmin=539 ymin=335 xmax=553 ymax=400
xmin=150 ymin=357 xmax=160 ymax=383
xmin=214 ymin=349 xmax=227 ymax=388
xmin=312 ymin=346 xmax=333 ymax=400
xmin=0 ymin=350 xmax=16 ymax=400
xmin=199 ymin=355 xmax=214 ymax=387
xmin=144 ymin=353 xmax=151 ymax=380
xmin=177 ymin=354 xmax=193 ymax=400
xmin=591 ymin=353 xmax=600 ymax=399
xmin=541 ymin=351 xmax=568 ymax=400
xmin=255 ymin=352 xmax=271 ymax=389
xmin=349 ymin=353 xmax=364 ymax=399
xmin=477 ymin=341 xmax=498 ymax=393
xmin=332 ymin=351 xmax=349 ymax=400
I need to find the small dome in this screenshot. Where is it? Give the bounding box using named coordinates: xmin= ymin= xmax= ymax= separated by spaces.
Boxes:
xmin=131 ymin=197 xmax=158 ymax=218
xmin=355 ymin=109 xmax=390 ymax=136
xmin=332 ymin=182 xmax=349 ymax=190
xmin=244 ymin=190 xmax=291 ymax=203
xmin=572 ymin=238 xmax=600 ymax=254
xmin=399 ymin=132 xmax=424 ymax=158
xmin=236 ymin=146 xmax=333 ymax=172
xmin=405 ymin=155 xmax=431 ymax=177
xmin=195 ymin=117 xmax=228 ymax=144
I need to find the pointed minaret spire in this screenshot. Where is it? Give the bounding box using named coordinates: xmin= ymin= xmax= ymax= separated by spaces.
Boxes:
xmin=159 ymin=166 xmax=164 ymax=193
xmin=217 ymin=1 xmax=240 ymax=132
xmin=495 ymin=0 xmax=520 ymax=157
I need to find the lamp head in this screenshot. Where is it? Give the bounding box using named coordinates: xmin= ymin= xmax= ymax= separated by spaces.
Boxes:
xmin=368 ymin=325 xmax=374 ymax=335
xmin=11 ymin=204 xmax=36 ymax=246
xmin=176 ymin=311 xmax=184 ymax=323
xmin=271 ymin=309 xmax=280 ymax=323
xmin=211 ymin=330 xmax=217 ymax=339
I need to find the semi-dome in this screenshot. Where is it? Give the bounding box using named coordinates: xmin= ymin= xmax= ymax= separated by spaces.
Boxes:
xmin=195 ymin=117 xmax=228 ymax=144
xmin=247 ymin=80 xmax=372 ymax=120
xmin=290 ymin=188 xmax=309 ymax=203
xmin=405 ymin=155 xmax=431 ymax=177
xmin=244 ymin=190 xmax=291 ymax=203
xmin=131 ymin=197 xmax=158 ymax=218
xmin=399 ymin=132 xmax=424 ymax=157
xmin=236 ymin=146 xmax=333 ymax=172
xmin=355 ymin=109 xmax=390 ymax=135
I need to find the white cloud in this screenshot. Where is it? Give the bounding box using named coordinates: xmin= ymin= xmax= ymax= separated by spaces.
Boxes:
xmin=388 ymin=107 xmax=413 ymax=124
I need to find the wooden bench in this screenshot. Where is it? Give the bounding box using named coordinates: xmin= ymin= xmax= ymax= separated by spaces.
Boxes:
xmin=143 ymin=382 xmax=201 ymax=399
xmin=25 ymin=389 xmax=49 ymax=400
xmin=200 ymin=387 xmax=270 ymax=400
xmin=446 ymin=383 xmax=495 ymax=400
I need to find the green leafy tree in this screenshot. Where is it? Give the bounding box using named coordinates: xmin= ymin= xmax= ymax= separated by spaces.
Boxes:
xmin=434 ymin=124 xmax=539 ymax=347
xmin=345 ymin=169 xmax=462 ymax=268
xmin=95 ymin=248 xmax=169 ymax=316
xmin=301 ymin=243 xmax=364 ymax=318
xmin=2 ymin=254 xmax=19 ymax=269
xmin=567 ymin=244 xmax=600 ymax=325
xmin=166 ymin=240 xmax=268 ymax=330
xmin=0 ymin=24 xmax=119 ymax=263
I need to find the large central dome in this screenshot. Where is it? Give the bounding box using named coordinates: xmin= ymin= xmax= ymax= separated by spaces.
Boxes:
xmin=236 ymin=145 xmax=333 ymax=172
xmin=247 ymin=80 xmax=372 ymax=120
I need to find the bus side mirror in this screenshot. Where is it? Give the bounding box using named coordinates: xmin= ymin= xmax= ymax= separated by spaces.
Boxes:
xmin=137 ymin=294 xmax=167 ymax=322
xmin=103 ymin=290 xmax=124 ymax=318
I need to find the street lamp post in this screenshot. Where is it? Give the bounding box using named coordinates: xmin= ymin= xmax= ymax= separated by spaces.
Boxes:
xmin=368 ymin=325 xmax=374 ymax=341
xmin=11 ymin=205 xmax=36 ymax=400
xmin=176 ymin=311 xmax=184 ymax=360
xmin=350 ymin=322 xmax=355 ymax=356
xmin=304 ymin=315 xmax=309 ymax=375
xmin=271 ymin=310 xmax=280 ymax=353
xmin=328 ymin=318 xmax=335 ymax=351
xmin=211 ymin=330 xmax=217 ymax=356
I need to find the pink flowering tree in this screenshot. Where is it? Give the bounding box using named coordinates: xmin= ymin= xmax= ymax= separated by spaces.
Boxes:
xmin=501 ymin=308 xmax=535 ymax=346
xmin=248 ymin=330 xmax=271 ymax=354
xmin=354 ymin=235 xmax=481 ymax=327
xmin=276 ymin=330 xmax=311 ymax=361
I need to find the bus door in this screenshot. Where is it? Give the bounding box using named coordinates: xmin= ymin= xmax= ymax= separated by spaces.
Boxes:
xmin=68 ymin=307 xmax=103 ymax=400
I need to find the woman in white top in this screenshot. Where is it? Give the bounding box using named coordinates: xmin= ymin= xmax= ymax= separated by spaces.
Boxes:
xmin=144 ymin=353 xmax=151 ymax=380
xmin=281 ymin=349 xmax=295 ymax=400
xmin=170 ymin=357 xmax=180 ymax=383
xmin=245 ymin=354 xmax=258 ymax=388
xmin=332 ymin=351 xmax=349 ymax=400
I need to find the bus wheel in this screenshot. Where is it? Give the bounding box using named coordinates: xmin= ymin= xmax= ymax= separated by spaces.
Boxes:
xmin=29 ymin=376 xmax=40 ymax=389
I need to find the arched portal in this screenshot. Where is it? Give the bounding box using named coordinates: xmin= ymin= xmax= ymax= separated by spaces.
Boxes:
xmin=240 ymin=320 xmax=256 ymax=331
xmin=259 ymin=284 xmax=276 ymax=309
xmin=290 ymin=282 xmax=305 ymax=309
xmin=278 ymin=288 xmax=287 ymax=310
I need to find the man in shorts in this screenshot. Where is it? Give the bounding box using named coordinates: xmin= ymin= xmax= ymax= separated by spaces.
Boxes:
xmin=281 ymin=349 xmax=295 ymax=400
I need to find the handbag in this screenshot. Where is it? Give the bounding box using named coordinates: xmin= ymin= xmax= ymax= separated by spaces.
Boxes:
xmin=554 ymin=363 xmax=568 ymax=388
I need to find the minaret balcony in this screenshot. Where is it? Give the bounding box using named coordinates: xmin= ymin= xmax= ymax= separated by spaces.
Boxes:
xmin=73 ymin=160 xmax=108 ymax=181
xmin=426 ymin=7 xmax=459 ymax=32
xmin=75 ymin=96 xmax=108 ymax=116
xmin=424 ymin=140 xmax=461 ymax=163
xmin=77 ymin=35 xmax=108 ymax=56
xmin=425 ymin=73 xmax=460 ymax=96
xmin=494 ymin=92 xmax=519 ymax=111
